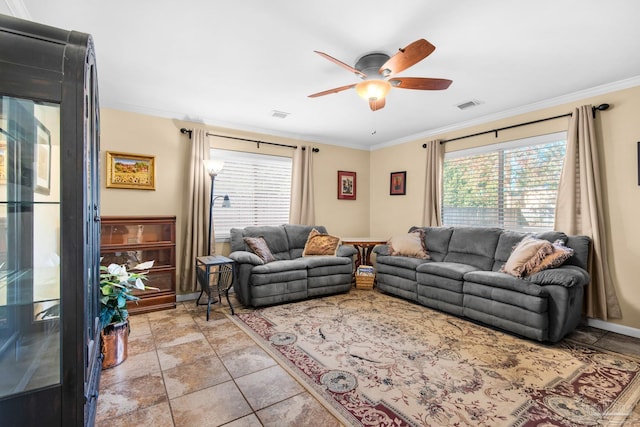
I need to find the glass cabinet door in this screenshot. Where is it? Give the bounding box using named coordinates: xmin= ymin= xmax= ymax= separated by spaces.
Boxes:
xmin=0 ymin=96 xmax=61 ymax=398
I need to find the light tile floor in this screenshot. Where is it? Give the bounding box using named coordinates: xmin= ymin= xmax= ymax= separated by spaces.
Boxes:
xmin=95 ymin=294 xmax=341 ymax=427
xmin=96 ymin=293 xmax=640 ymax=427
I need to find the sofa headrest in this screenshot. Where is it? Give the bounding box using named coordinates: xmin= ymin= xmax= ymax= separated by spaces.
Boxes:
xmin=230 ymin=224 xmax=332 ymax=260
xmin=230 ymin=225 xmax=291 ymax=259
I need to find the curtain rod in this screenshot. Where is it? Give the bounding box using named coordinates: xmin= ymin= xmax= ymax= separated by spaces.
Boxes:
xmin=180 ymin=128 xmax=319 ymax=152
xmin=422 ymin=103 xmax=610 ymax=147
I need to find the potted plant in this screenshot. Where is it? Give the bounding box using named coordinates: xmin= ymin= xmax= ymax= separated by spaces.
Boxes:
xmin=100 ymin=260 xmax=157 ymax=369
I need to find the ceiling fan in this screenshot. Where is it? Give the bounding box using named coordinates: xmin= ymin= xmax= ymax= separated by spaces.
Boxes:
xmin=308 ymin=39 xmax=452 ymax=111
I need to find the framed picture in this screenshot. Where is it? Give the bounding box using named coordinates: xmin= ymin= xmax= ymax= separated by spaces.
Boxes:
xmin=337 ymin=170 xmax=356 ymax=200
xmin=35 ymin=120 xmax=51 ymax=195
xmin=106 ymin=151 xmax=156 ymax=190
xmin=390 ymin=171 xmax=406 ymax=195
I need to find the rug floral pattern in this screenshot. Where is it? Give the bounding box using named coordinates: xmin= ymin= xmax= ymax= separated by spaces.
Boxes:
xmin=234 ymin=291 xmax=640 ymax=426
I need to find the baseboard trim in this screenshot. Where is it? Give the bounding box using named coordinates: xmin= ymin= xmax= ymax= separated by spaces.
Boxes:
xmin=176 ymin=292 xmax=199 ymax=302
xmin=587 ymin=318 xmax=640 ymax=339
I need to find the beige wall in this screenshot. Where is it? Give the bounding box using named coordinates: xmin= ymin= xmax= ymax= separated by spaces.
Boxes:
xmin=100 ymin=84 xmax=640 ymax=330
xmin=370 ymin=85 xmax=640 ymax=330
xmin=100 ymin=109 xmax=370 ymax=291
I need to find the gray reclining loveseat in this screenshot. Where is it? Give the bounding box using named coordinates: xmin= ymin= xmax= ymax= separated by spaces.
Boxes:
xmin=229 ymin=224 xmax=357 ymax=307
xmin=373 ymin=226 xmax=590 ymax=342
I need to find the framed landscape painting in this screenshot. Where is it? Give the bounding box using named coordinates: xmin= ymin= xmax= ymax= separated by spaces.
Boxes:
xmin=106 ymin=151 xmax=156 ymax=190
xmin=337 ymin=170 xmax=356 ymax=200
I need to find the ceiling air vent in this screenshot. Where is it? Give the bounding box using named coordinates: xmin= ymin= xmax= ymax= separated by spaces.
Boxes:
xmin=271 ymin=110 xmax=290 ymax=119
xmin=456 ymin=99 xmax=483 ymax=110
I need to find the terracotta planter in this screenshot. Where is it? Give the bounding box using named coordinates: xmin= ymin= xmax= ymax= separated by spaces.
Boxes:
xmin=101 ymin=320 xmax=129 ymax=369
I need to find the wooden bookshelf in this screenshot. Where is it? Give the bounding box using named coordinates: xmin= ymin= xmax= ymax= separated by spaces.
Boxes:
xmin=100 ymin=216 xmax=177 ymax=314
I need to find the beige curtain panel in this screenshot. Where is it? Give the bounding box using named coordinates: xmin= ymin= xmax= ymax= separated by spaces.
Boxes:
xmin=179 ymin=128 xmax=210 ymax=293
xmin=289 ymin=145 xmax=316 ymax=225
xmin=554 ymin=105 xmax=622 ymax=320
xmin=422 ymin=139 xmax=444 ymax=226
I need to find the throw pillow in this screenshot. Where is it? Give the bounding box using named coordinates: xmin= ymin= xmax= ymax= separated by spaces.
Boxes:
xmin=387 ymin=230 xmax=430 ymax=259
xmin=500 ymin=236 xmax=553 ymax=278
xmin=528 ymin=240 xmax=574 ymax=275
xmin=302 ymin=228 xmax=341 ymax=256
xmin=244 ymin=236 xmax=276 ymax=263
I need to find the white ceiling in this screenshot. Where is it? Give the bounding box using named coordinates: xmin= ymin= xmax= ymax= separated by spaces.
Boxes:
xmin=3 ymin=0 xmax=640 ymax=150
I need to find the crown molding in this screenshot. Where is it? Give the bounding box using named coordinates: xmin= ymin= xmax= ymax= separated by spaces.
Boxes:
xmin=103 ymin=75 xmax=640 ymax=153
xmin=370 ymin=75 xmax=640 ymax=151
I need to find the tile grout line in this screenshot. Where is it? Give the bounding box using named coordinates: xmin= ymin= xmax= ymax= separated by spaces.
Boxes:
xmin=190 ymin=302 xmax=264 ymax=426
xmin=148 ymin=311 xmax=178 ymax=427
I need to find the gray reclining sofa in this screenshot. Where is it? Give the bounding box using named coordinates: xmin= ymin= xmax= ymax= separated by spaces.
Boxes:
xmin=373 ymin=226 xmax=591 ymax=342
xmin=229 ymin=224 xmax=357 ymax=307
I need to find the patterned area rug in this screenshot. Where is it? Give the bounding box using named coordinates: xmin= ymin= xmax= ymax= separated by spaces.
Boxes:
xmin=232 ymin=290 xmax=640 ymax=426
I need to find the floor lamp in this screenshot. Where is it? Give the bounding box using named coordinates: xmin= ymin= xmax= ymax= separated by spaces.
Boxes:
xmin=204 ymin=159 xmax=230 ymax=255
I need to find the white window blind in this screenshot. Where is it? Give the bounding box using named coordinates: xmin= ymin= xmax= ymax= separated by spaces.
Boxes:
xmin=442 ymin=132 xmax=567 ymax=232
xmin=210 ymin=149 xmax=292 ymax=240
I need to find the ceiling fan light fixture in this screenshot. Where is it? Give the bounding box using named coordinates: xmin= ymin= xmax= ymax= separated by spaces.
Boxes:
xmin=355 ymin=79 xmax=391 ymax=101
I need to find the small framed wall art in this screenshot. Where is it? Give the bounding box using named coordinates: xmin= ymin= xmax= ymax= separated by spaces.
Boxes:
xmin=390 ymin=171 xmax=406 ymax=195
xmin=337 ymin=170 xmax=356 ymax=200
xmin=106 ymin=151 xmax=156 ymax=190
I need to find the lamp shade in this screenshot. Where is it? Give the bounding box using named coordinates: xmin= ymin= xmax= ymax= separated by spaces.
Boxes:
xmin=355 ymin=79 xmax=391 ymax=101
xmin=204 ymin=159 xmax=225 ymax=176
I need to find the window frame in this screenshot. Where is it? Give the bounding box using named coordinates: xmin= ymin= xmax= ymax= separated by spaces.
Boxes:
xmin=442 ymin=131 xmax=567 ymax=232
xmin=209 ymin=148 xmax=293 ymax=241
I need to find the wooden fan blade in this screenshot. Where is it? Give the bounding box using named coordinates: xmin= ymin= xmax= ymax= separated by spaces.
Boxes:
xmin=379 ymin=39 xmax=436 ymax=77
xmin=314 ymin=51 xmax=367 ymax=79
xmin=369 ymin=98 xmax=385 ymax=111
xmin=389 ymin=77 xmax=452 ymax=90
xmin=308 ymin=83 xmax=356 ymax=98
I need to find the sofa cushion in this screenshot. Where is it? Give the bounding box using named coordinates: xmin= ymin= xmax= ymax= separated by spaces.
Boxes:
xmin=302 ymin=228 xmax=341 ymax=256
xmin=244 ymin=236 xmax=276 ymax=263
xmin=228 ymin=250 xmax=264 ymax=265
xmin=236 ymin=226 xmax=291 ymax=259
xmin=230 ymin=228 xmax=247 ymax=252
xmin=302 ymin=255 xmax=352 ymax=270
xmin=534 ymin=230 xmax=568 ymax=244
xmin=493 ymin=230 xmax=528 ymax=271
xmin=526 ymin=265 xmax=590 ymax=288
xmin=250 ymin=260 xmax=308 ymax=287
xmin=375 ymin=255 xmax=428 ymax=278
xmin=387 ymin=230 xmax=429 ymax=259
xmin=443 ymin=227 xmax=502 ymax=270
xmin=463 ymin=281 xmax=548 ymax=314
xmin=284 ymin=224 xmax=328 ymax=258
xmin=500 ymin=236 xmax=553 ymax=278
xmin=563 ymin=235 xmax=590 ymax=270
xmin=463 ymin=270 xmax=547 ymax=297
xmin=409 ymin=226 xmax=453 ymax=262
xmin=417 ymin=262 xmax=479 ymax=281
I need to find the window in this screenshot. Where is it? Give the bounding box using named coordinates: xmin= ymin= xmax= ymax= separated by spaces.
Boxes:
xmin=210 ymin=149 xmax=292 ymax=240
xmin=442 ymin=132 xmax=566 ymax=232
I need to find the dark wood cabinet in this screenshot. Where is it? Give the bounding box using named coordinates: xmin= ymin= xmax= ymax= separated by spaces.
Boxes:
xmin=0 ymin=15 xmax=101 ymax=426
xmin=100 ymin=216 xmax=177 ymax=314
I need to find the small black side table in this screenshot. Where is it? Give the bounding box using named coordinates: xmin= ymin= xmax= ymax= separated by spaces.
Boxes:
xmin=195 ymin=255 xmax=235 ymax=320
